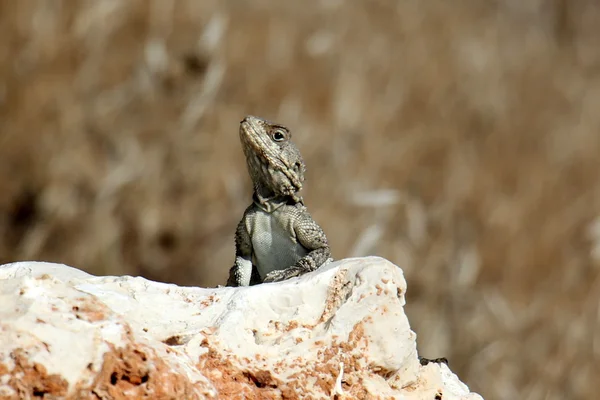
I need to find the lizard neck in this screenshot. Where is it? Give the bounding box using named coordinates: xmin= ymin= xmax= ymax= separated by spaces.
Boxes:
xmin=253 ymin=192 xmax=302 ymax=213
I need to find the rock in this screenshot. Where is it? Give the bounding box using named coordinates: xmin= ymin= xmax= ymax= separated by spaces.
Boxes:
xmin=0 ymin=257 xmax=483 ymax=399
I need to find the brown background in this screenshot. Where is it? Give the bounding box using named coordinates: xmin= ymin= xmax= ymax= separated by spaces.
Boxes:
xmin=1 ymin=1 xmax=599 ymax=398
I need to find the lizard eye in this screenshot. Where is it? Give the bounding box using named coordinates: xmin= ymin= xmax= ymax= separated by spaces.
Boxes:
xmin=272 ymin=129 xmax=287 ymax=142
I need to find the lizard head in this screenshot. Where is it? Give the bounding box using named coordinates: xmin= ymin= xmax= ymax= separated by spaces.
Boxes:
xmin=239 ymin=116 xmax=306 ymax=200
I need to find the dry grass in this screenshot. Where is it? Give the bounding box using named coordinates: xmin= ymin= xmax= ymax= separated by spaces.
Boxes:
xmin=1 ymin=1 xmax=599 ymax=398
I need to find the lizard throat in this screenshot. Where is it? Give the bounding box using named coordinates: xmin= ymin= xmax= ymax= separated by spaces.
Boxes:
xmin=246 ymin=152 xmax=302 ymax=198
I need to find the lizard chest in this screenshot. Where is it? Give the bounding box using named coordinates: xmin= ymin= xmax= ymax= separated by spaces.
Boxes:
xmin=245 ymin=206 xmax=308 ymax=278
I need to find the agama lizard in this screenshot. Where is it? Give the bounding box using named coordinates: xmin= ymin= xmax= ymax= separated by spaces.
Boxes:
xmin=226 ymin=116 xmax=331 ymax=286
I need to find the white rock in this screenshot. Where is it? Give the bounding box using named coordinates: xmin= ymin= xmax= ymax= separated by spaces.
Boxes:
xmin=0 ymin=257 xmax=483 ymax=399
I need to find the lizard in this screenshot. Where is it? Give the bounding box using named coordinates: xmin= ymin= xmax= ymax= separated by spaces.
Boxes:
xmin=226 ymin=115 xmax=331 ymax=286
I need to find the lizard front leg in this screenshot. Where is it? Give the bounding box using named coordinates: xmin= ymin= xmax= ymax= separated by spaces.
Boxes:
xmin=263 ymin=209 xmax=331 ymax=283
xmin=226 ymin=215 xmax=255 ymax=286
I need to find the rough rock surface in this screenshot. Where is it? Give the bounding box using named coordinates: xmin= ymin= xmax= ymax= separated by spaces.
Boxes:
xmin=0 ymin=257 xmax=483 ymax=399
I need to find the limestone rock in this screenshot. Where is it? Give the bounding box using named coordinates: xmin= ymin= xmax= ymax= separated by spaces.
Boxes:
xmin=0 ymin=257 xmax=483 ymax=399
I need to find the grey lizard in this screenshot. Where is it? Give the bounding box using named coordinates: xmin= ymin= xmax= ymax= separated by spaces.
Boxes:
xmin=226 ymin=116 xmax=331 ymax=286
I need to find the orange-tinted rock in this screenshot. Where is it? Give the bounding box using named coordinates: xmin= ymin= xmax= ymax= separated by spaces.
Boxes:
xmin=0 ymin=258 xmax=483 ymax=399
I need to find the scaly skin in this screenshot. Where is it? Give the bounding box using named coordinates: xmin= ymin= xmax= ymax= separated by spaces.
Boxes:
xmin=227 ymin=116 xmax=331 ymax=286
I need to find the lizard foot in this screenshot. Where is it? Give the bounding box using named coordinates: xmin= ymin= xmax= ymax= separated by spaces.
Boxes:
xmin=419 ymin=356 xmax=449 ymax=366
xmin=263 ymin=267 xmax=305 ymax=283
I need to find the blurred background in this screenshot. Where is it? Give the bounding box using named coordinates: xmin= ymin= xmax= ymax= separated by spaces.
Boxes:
xmin=1 ymin=0 xmax=599 ymax=398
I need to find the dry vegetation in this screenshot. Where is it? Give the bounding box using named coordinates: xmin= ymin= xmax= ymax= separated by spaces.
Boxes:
xmin=1 ymin=1 xmax=599 ymax=399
